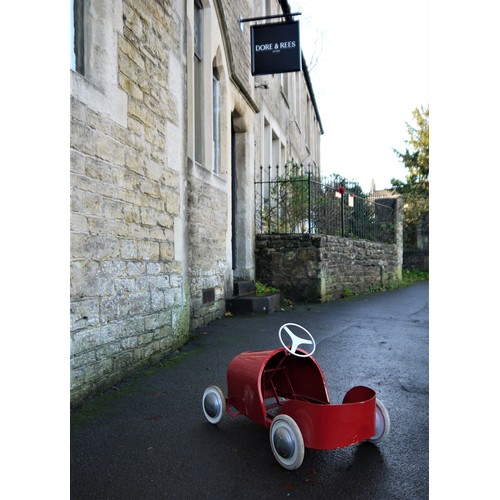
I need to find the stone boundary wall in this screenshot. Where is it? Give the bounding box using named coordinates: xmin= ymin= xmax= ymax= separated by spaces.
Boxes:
xmin=256 ymin=234 xmax=402 ymax=303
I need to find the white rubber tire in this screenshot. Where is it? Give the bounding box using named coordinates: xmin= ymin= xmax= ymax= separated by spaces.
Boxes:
xmin=202 ymin=385 xmax=226 ymax=424
xmin=269 ymin=414 xmax=305 ymax=470
xmin=368 ymin=398 xmax=390 ymax=444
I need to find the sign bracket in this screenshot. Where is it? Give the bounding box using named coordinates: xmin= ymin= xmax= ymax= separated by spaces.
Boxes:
xmin=239 ymin=12 xmax=301 ymax=32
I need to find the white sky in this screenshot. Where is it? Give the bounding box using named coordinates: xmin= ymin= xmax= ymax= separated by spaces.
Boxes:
xmin=288 ymin=0 xmax=429 ymax=191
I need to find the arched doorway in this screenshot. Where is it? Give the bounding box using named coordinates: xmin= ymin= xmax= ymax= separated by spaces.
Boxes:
xmin=230 ymin=111 xmax=254 ymax=284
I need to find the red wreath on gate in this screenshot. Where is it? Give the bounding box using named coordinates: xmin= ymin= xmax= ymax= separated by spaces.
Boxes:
xmin=337 ymin=186 xmax=346 ymax=195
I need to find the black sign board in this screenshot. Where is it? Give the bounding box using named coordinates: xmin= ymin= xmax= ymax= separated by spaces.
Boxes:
xmin=251 ymin=21 xmax=301 ymax=76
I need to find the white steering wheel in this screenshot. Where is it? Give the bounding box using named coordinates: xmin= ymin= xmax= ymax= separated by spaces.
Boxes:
xmin=278 ymin=323 xmax=316 ymax=358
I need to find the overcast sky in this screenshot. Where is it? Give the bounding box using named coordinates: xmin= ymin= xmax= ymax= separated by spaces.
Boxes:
xmin=288 ymin=0 xmax=429 ymax=191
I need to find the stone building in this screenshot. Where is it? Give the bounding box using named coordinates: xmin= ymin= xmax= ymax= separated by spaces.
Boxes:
xmin=70 ymin=0 xmax=323 ymax=406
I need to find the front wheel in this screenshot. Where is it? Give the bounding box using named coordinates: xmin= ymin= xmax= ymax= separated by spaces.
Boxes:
xmin=269 ymin=414 xmax=305 ymax=470
xmin=202 ymin=385 xmax=226 ymax=424
xmin=368 ymin=399 xmax=390 ymax=444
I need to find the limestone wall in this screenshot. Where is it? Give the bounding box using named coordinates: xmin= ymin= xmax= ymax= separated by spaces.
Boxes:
xmin=70 ymin=0 xmax=189 ymax=405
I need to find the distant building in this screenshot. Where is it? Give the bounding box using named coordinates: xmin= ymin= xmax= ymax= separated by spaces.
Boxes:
xmin=70 ymin=0 xmax=323 ymax=405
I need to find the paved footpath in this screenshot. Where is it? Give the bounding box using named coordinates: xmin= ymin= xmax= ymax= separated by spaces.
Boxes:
xmin=71 ymin=282 xmax=429 ymax=499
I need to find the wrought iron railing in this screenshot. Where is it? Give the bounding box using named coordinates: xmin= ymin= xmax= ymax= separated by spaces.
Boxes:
xmin=255 ymin=162 xmax=397 ymax=243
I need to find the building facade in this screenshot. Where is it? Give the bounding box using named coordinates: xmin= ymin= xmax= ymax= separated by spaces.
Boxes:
xmin=70 ymin=0 xmax=322 ymax=406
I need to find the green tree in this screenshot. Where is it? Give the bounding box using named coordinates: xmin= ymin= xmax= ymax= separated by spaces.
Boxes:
xmin=391 ymin=106 xmax=429 ymax=243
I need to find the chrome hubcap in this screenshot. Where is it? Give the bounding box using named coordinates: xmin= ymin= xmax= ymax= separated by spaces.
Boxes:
xmin=204 ymin=392 xmax=220 ymax=418
xmin=274 ymin=427 xmax=295 ymax=458
xmin=372 ymin=407 xmax=384 ymax=439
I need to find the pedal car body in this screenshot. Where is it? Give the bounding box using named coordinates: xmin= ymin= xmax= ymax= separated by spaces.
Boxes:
xmin=202 ymin=323 xmax=389 ymax=470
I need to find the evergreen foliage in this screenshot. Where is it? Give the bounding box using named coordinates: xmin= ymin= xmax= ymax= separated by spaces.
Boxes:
xmin=391 ymin=106 xmax=429 ymax=239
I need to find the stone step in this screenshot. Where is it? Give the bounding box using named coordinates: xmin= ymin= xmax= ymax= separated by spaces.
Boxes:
xmin=226 ymin=292 xmax=281 ymax=315
xmin=233 ymin=280 xmax=256 ymax=297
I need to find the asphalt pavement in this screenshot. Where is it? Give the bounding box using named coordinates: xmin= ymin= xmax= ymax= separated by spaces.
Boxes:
xmin=71 ymin=282 xmax=429 ymax=499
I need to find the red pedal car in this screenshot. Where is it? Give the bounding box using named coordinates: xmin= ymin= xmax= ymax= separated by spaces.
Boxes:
xmin=202 ymin=323 xmax=390 ymax=470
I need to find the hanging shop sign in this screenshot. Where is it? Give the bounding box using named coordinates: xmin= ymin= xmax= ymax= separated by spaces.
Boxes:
xmin=251 ymin=21 xmax=301 ymax=76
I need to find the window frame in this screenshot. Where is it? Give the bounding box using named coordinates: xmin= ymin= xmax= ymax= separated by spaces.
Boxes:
xmin=194 ymin=0 xmax=204 ymax=165
xmin=70 ymin=0 xmax=127 ymax=127
xmin=213 ymin=65 xmax=221 ymax=175
xmin=71 ymin=0 xmax=85 ymax=75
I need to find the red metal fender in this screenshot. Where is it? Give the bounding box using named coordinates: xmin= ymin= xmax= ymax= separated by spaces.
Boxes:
xmin=226 ymin=347 xmax=329 ymax=428
xmin=278 ymin=386 xmax=377 ymax=450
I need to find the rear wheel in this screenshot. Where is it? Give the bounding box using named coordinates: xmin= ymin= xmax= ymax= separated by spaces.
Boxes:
xmin=269 ymin=414 xmax=305 ymax=470
xmin=202 ymin=385 xmax=226 ymax=424
xmin=368 ymin=399 xmax=390 ymax=444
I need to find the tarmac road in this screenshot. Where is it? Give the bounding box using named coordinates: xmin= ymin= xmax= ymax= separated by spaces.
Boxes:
xmin=71 ymin=282 xmax=429 ymax=499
